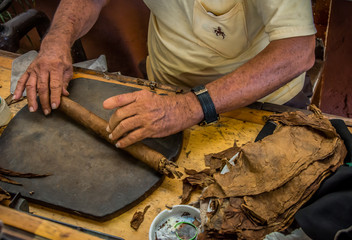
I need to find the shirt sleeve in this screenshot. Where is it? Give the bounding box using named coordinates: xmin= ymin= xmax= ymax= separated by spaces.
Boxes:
xmin=252 ymin=0 xmax=317 ymax=41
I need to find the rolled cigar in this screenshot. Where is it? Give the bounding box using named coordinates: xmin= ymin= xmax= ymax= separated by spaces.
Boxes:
xmin=59 ymin=96 xmax=182 ymax=178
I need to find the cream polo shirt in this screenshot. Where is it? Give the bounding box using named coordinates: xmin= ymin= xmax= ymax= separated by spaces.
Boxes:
xmin=143 ymin=0 xmax=317 ymax=104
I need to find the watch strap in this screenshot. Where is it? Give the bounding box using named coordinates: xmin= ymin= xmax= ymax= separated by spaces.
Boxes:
xmin=191 ymin=85 xmax=219 ymax=125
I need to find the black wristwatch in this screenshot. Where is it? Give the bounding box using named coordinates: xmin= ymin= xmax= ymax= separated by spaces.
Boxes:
xmin=191 ymin=85 xmax=219 ymax=125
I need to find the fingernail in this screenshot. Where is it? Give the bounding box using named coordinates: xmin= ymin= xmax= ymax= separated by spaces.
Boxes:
xmin=12 ymin=95 xmax=16 ymax=100
xmin=106 ymin=126 xmax=111 ymax=132
xmin=51 ymin=103 xmax=57 ymax=109
xmin=44 ymin=109 xmax=50 ymax=115
xmin=116 ymin=142 xmax=120 ymax=148
xmin=109 ymin=133 xmax=113 ymax=140
xmin=29 ymin=107 xmax=34 ymax=112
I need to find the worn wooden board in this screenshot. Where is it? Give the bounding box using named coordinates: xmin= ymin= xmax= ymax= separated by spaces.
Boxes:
xmin=0 ymin=78 xmax=183 ymax=221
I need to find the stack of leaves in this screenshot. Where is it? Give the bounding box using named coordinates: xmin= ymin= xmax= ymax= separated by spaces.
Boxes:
xmin=0 ymin=167 xmax=50 ymax=201
xmin=184 ymin=109 xmax=347 ymax=239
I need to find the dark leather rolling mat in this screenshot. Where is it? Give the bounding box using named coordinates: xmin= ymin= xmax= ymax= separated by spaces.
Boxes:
xmin=0 ymin=78 xmax=183 ymax=221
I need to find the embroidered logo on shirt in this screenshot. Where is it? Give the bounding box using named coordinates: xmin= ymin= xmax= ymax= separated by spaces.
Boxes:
xmin=214 ymin=26 xmax=225 ymax=39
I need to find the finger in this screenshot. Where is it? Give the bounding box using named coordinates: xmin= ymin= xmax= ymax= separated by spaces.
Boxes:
xmin=107 ymin=104 xmax=137 ymax=133
xmin=116 ymin=128 xmax=146 ymax=148
xmin=37 ymin=71 xmax=51 ymax=115
xmin=62 ymin=68 xmax=73 ymax=96
xmin=103 ymin=92 xmax=138 ymax=110
xmin=49 ymin=69 xmax=64 ymax=109
xmin=109 ymin=116 xmax=142 ymax=141
xmin=25 ymin=72 xmax=39 ymax=112
xmin=13 ymin=72 xmax=29 ymax=100
xmin=62 ymin=83 xmax=70 ymax=96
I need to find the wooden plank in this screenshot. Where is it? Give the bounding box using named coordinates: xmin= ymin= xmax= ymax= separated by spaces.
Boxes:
xmin=0 ymin=205 xmax=104 ymax=240
xmin=221 ymin=107 xmax=271 ymax=125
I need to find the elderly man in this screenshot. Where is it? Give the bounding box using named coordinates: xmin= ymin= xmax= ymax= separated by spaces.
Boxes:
xmin=13 ymin=0 xmax=316 ymax=148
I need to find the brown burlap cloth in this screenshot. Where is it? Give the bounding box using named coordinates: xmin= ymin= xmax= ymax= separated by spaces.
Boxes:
xmin=186 ymin=108 xmax=347 ymax=240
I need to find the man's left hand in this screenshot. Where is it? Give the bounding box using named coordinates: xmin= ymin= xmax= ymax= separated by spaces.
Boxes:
xmin=103 ymin=89 xmax=203 ymax=148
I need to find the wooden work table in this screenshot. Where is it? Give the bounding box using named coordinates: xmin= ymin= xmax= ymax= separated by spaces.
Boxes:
xmin=0 ymin=50 xmax=275 ymax=239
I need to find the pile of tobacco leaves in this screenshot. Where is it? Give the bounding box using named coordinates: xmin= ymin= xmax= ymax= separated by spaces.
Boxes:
xmin=181 ymin=108 xmax=347 ymax=239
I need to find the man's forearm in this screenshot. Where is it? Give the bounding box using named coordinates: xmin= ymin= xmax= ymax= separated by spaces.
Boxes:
xmin=206 ymin=35 xmax=316 ymax=113
xmin=44 ymin=0 xmax=108 ymax=48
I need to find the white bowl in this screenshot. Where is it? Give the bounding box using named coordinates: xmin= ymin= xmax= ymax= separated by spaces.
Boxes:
xmin=149 ymin=205 xmax=201 ymax=240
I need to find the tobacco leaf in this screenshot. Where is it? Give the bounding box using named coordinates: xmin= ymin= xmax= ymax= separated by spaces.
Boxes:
xmin=130 ymin=205 xmax=150 ymax=230
xmin=181 ymin=180 xmax=195 ymax=204
xmin=0 ymin=187 xmax=11 ymax=202
xmin=204 ymin=145 xmax=240 ymax=172
xmin=181 ymin=168 xmax=216 ymax=204
xmin=0 ymin=167 xmax=51 ymax=178
xmin=200 ymin=110 xmax=347 ymax=239
xmin=242 ymin=141 xmax=344 ymax=225
xmin=0 ymin=174 xmax=21 ymax=185
xmin=184 ymin=168 xmax=215 ymax=188
xmin=268 ymin=108 xmax=337 ymax=138
xmin=0 ymin=167 xmax=51 ymax=192
xmin=203 ymin=113 xmax=341 ymax=198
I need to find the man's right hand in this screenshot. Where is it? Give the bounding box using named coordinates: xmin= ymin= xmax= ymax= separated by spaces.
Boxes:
xmin=13 ymin=35 xmax=73 ymax=115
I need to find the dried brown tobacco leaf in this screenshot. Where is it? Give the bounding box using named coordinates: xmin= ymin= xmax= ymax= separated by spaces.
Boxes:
xmin=268 ymin=109 xmax=337 ymax=138
xmin=204 ymin=145 xmax=240 ymax=172
xmin=200 ymin=110 xmax=346 ymax=239
xmin=203 ymin=123 xmax=340 ymax=198
xmin=242 ymin=140 xmax=344 ymax=225
xmin=184 ymin=169 xmax=215 ymax=187
xmin=181 ymin=180 xmax=195 ymax=204
xmin=0 ymin=167 xmax=51 ymax=187
xmin=130 ymin=205 xmax=151 ymax=230
xmin=0 ymin=174 xmax=21 ymax=185
xmin=0 ymin=187 xmax=10 ymax=201
xmin=181 ymin=169 xmax=216 ymax=204
xmin=0 ymin=167 xmax=51 ymax=178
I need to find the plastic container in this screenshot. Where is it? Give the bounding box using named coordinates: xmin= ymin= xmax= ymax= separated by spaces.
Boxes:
xmin=149 ymin=205 xmax=201 ymax=240
xmin=0 ymin=96 xmax=11 ymax=126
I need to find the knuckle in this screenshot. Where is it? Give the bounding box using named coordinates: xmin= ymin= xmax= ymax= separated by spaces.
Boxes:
xmin=130 ymin=132 xmax=142 ymax=142
xmin=25 ymin=82 xmax=35 ymax=89
xmin=35 ymin=62 xmax=49 ymax=71
xmin=37 ymin=88 xmax=48 ymax=95
xmin=120 ymin=136 xmax=137 ymax=148
xmin=110 ymin=112 xmax=120 ymax=126
xmin=50 ymin=82 xmax=62 ymax=91
xmin=37 ymin=84 xmax=48 ymax=95
xmin=139 ymin=89 xmax=151 ymax=97
xmin=118 ymin=121 xmax=130 ymax=132
xmin=113 ymin=110 xmax=120 ymax=120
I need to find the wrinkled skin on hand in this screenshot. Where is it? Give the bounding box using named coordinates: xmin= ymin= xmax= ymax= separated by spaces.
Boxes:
xmin=103 ymin=90 xmax=203 ymax=148
xmin=13 ymin=35 xmax=73 ymax=115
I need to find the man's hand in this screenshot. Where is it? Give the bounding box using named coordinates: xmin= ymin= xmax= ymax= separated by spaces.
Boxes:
xmin=13 ymin=36 xmax=73 ymax=115
xmin=103 ymin=90 xmax=203 ymax=148
xmin=12 ymin=0 xmax=108 ymax=115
